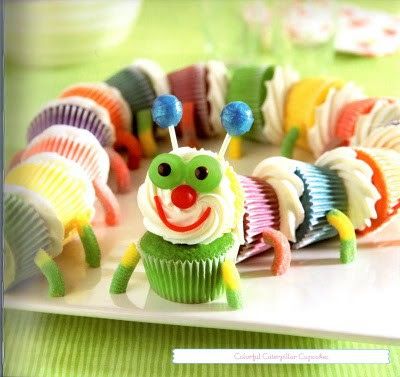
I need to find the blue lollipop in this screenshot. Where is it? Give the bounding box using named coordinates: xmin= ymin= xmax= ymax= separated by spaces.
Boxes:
xmin=219 ymin=101 xmax=254 ymax=156
xmin=151 ymin=95 xmax=183 ymax=149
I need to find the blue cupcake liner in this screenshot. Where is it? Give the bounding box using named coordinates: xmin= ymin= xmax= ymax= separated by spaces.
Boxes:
xmin=4 ymin=192 xmax=52 ymax=289
xmin=293 ymin=163 xmax=348 ymax=249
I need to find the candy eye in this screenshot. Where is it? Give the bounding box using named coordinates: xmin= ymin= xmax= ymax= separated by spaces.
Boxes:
xmin=186 ymin=155 xmax=222 ymax=193
xmin=149 ymin=153 xmax=185 ymax=189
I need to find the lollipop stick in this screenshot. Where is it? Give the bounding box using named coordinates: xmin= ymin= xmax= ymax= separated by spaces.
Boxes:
xmin=169 ymin=126 xmax=179 ymax=150
xmin=218 ymin=133 xmax=232 ymax=157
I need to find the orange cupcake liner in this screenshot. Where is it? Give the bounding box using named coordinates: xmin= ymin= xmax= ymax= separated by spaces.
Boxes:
xmin=355 ymin=147 xmax=400 ymax=235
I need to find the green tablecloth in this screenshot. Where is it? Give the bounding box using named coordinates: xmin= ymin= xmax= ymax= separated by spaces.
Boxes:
xmin=4 ymin=1 xmax=400 ymax=376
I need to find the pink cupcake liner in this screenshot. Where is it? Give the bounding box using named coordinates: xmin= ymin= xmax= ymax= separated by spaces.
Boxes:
xmin=237 ymin=175 xmax=280 ymax=262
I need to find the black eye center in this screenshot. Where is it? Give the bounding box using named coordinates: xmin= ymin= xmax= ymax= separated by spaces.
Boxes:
xmin=158 ymin=163 xmax=171 ymax=177
xmin=195 ymin=166 xmax=208 ymax=180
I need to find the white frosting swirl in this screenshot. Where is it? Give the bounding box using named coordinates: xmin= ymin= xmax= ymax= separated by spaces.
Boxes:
xmin=262 ymin=66 xmax=299 ymax=145
xmin=206 ymin=60 xmax=228 ymax=134
xmin=133 ymin=59 xmax=170 ymax=95
xmin=315 ymin=147 xmax=381 ymax=231
xmin=24 ymin=125 xmax=110 ymax=183
xmin=308 ymin=82 xmax=364 ymax=157
xmin=138 ymin=147 xmax=243 ymax=245
xmin=360 ymin=125 xmax=400 ymax=153
xmin=351 ymin=99 xmax=400 ymax=146
xmin=253 ymin=157 xmax=304 ymax=242
xmin=5 ymin=184 xmax=64 ymax=257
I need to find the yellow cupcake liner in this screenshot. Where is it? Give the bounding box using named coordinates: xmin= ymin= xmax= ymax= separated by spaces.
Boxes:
xmin=5 ymin=159 xmax=95 ymax=232
xmin=285 ymin=78 xmax=344 ymax=150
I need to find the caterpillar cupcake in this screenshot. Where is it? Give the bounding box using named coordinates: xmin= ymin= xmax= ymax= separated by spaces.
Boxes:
xmin=360 ymin=119 xmax=400 ymax=152
xmin=110 ymin=96 xmax=368 ymax=309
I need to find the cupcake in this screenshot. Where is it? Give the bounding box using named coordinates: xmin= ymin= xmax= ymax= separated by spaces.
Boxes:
xmin=5 ymin=155 xmax=95 ymax=233
xmin=60 ymin=82 xmax=132 ymax=132
xmin=353 ymin=147 xmax=400 ymax=235
xmin=205 ymin=60 xmax=229 ymax=135
xmin=167 ymin=64 xmax=210 ymax=138
xmin=360 ymin=121 xmax=400 ymax=152
xmin=133 ymin=59 xmax=170 ymax=96
xmin=308 ymin=82 xmax=365 ymax=157
xmin=4 ymin=185 xmax=64 ymax=289
xmin=21 ymin=126 xmax=120 ymax=226
xmin=227 ymin=65 xmax=275 ymax=142
xmin=350 ymin=100 xmax=400 ymax=146
xmin=139 ymin=231 xmax=234 ymax=303
xmin=284 ymin=78 xmax=344 ymax=150
xmin=261 ymin=65 xmax=299 ymax=146
xmin=236 ymin=175 xmax=280 ymax=262
xmin=334 ymin=98 xmax=377 ymax=143
xmin=105 ymin=66 xmax=156 ymax=124
xmin=27 ymin=97 xmax=115 ymax=147
xmin=136 ymin=145 xmax=245 ymax=303
xmin=316 ymin=147 xmax=381 ymax=232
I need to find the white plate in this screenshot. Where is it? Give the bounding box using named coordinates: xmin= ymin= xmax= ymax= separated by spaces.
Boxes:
xmin=5 ymin=140 xmax=400 ymax=345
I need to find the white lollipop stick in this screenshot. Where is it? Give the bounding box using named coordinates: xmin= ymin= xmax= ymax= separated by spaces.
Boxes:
xmin=168 ymin=126 xmax=179 ymax=150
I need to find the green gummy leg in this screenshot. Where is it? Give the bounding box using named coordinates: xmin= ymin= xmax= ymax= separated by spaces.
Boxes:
xmin=281 ymin=127 xmax=300 ymax=158
xmin=79 ymin=224 xmax=101 ymax=268
xmin=225 ymin=287 xmax=243 ymax=310
xmin=110 ymin=265 xmax=135 ymax=294
xmin=34 ymin=250 xmax=65 ymax=297
xmin=340 ymin=239 xmax=357 ymax=264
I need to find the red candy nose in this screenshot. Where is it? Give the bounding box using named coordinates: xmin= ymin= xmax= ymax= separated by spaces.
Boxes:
xmin=171 ymin=185 xmax=197 ymax=209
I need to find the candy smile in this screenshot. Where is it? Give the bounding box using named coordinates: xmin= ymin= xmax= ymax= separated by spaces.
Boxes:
xmin=154 ymin=195 xmax=211 ymax=232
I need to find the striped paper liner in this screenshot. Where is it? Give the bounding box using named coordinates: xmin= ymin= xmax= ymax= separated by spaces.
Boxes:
xmin=237 ymin=175 xmax=280 ymax=262
xmin=293 ymin=163 xmax=348 ymax=249
xmin=167 ymin=64 xmax=211 ymax=138
xmin=22 ymin=125 xmax=110 ymax=183
xmin=4 ymin=192 xmax=52 ymax=288
xmin=355 ymin=147 xmax=400 ymax=235
xmin=27 ymin=97 xmax=115 ymax=147
xmin=5 ymin=159 xmax=95 ymax=232
xmin=60 ymin=82 xmax=132 ymax=132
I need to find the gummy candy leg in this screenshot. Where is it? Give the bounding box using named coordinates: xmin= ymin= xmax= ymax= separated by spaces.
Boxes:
xmin=227 ymin=136 xmax=242 ymax=159
xmin=221 ymin=259 xmax=242 ymax=309
xmin=106 ymin=147 xmax=132 ymax=194
xmin=114 ymin=129 xmax=142 ymax=170
xmin=181 ymin=102 xmax=199 ymax=148
xmin=34 ymin=250 xmax=65 ymax=297
xmin=281 ymin=126 xmax=300 ymax=158
xmin=93 ymin=178 xmax=121 ymax=226
xmin=72 ymin=219 xmax=101 ymax=268
xmin=326 ymin=209 xmax=357 ymax=264
xmin=137 ymin=109 xmax=158 ymax=158
xmin=110 ymin=244 xmax=141 ymax=294
xmin=262 ymin=228 xmax=291 ymax=276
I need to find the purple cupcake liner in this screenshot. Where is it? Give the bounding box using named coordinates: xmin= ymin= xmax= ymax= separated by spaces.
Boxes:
xmin=27 ymin=99 xmax=114 ymax=147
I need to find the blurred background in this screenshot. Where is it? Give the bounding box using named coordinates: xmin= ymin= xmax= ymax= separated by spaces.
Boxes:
xmin=4 ymin=0 xmax=400 ymax=161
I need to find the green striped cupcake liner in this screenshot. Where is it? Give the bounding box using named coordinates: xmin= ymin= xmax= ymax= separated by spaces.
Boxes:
xmin=227 ymin=65 xmax=275 ymax=142
xmin=106 ymin=67 xmax=156 ymax=134
xmin=4 ymin=192 xmax=53 ymax=289
xmin=138 ymin=232 xmax=235 ymax=304
xmin=293 ymin=163 xmax=348 ymax=249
